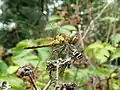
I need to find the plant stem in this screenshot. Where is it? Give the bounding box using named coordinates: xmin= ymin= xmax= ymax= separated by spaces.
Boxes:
xmin=29 ymin=74 xmax=38 ymax=90
xmin=106 ymin=22 xmax=112 ymax=42
xmin=56 ymin=62 xmax=59 ymax=85
xmin=43 ymin=80 xmax=52 ymax=90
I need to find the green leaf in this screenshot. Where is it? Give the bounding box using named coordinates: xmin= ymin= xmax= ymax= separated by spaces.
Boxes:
xmin=112 ymin=34 xmax=120 ymax=46
xmin=45 ymin=23 xmax=60 ymax=31
xmin=57 ymin=28 xmax=71 ymax=35
xmin=13 ymin=49 xmax=33 ymax=59
xmin=7 ymin=66 xmax=19 ymax=74
xmin=0 ymin=61 xmax=8 ymax=73
xmin=4 ymin=76 xmax=24 ymax=89
xmin=15 ymin=39 xmax=36 ymax=50
xmin=104 ymin=43 xmax=116 ymax=52
xmin=49 ymin=15 xmax=63 ymax=22
xmin=85 ymin=41 xmax=103 ymax=56
xmin=112 ymin=83 xmax=120 ymax=90
xmin=64 ymin=69 xmax=74 ymax=81
xmin=38 ymin=47 xmax=51 ymax=60
xmin=87 ymin=41 xmax=103 ymax=49
xmin=94 ymin=48 xmax=110 ymax=63
xmin=61 ymin=25 xmax=77 ymax=31
xmin=96 ymin=67 xmax=111 ymax=75
xmin=111 ymin=48 xmax=120 ymax=60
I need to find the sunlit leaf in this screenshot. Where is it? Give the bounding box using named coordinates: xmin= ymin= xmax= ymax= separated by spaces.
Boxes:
xmin=104 ymin=43 xmax=116 ymax=52
xmin=61 ymin=25 xmax=77 ymax=31
xmin=57 ymin=28 xmax=71 ymax=35
xmin=7 ymin=66 xmax=19 ymax=74
xmin=87 ymin=41 xmax=103 ymax=49
xmin=112 ymin=83 xmax=119 ymax=90
xmin=94 ymin=48 xmax=110 ymax=63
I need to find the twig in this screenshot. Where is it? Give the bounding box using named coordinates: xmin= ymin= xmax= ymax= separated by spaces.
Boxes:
xmin=78 ymin=25 xmax=84 ymax=49
xmin=106 ymin=22 xmax=112 ymax=42
xmin=56 ymin=61 xmax=59 ymax=85
xmin=43 ymin=80 xmax=52 ymax=90
xmin=75 ymin=0 xmax=79 ymax=14
xmin=29 ymin=74 xmax=38 ymax=90
xmin=53 ymin=60 xmax=60 ymax=90
xmin=87 ymin=0 xmax=92 ymax=21
xmin=82 ymin=3 xmax=110 ymax=40
xmin=75 ymin=0 xmax=85 ymax=48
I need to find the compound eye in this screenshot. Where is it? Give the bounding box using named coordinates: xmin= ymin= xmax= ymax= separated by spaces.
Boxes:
xmin=18 ymin=68 xmax=25 ymax=75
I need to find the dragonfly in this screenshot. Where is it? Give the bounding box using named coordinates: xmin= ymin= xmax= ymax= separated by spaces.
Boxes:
xmin=25 ymin=32 xmax=90 ymax=69
xmin=24 ymin=32 xmax=78 ymax=49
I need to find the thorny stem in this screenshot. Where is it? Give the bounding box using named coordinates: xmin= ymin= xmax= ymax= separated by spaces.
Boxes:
xmin=43 ymin=80 xmax=52 ymax=90
xmin=82 ymin=3 xmax=110 ymax=40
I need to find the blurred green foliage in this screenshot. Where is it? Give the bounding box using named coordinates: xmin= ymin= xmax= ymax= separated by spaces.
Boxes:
xmin=0 ymin=0 xmax=120 ymax=90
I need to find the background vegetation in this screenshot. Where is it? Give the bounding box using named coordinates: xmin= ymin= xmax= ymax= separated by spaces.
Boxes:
xmin=0 ymin=0 xmax=120 ymax=90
